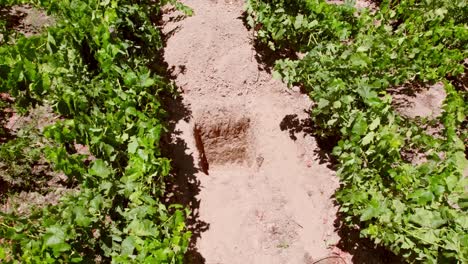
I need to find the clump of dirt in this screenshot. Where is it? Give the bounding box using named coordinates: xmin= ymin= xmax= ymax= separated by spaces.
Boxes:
xmin=262 ymin=217 xmax=299 ymax=250
xmin=194 ymin=107 xmax=252 ymax=173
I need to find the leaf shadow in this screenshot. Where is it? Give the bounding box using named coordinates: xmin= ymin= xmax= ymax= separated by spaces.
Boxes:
xmin=279 ymin=113 xmax=404 ymax=263
xmin=237 ymin=11 xmax=299 ymax=74
xmin=155 ymin=9 xmax=208 ymax=263
xmin=279 ymin=112 xmax=339 ymax=170
xmin=333 ymin=209 xmax=405 ymax=264
xmin=160 ymin=92 xmax=209 ymax=264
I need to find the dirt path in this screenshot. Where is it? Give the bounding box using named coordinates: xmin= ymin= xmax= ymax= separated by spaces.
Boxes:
xmin=161 ymin=1 xmax=367 ymax=263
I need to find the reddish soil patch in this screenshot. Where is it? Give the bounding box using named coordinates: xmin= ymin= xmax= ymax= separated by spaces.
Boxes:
xmin=391 ymin=82 xmax=446 ymax=120
xmin=0 ymin=103 xmax=74 ymax=215
xmin=162 ymin=0 xmax=399 ymax=263
xmin=0 ymin=5 xmax=52 ymax=38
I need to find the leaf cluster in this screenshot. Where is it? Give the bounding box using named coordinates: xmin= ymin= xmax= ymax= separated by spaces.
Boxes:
xmin=246 ymin=0 xmax=467 ymax=262
xmin=0 ymin=0 xmax=193 ymax=262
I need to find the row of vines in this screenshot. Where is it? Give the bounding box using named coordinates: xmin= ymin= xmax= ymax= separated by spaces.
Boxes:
xmin=246 ymin=0 xmax=467 ymax=262
xmin=0 ymin=0 xmax=192 ymax=262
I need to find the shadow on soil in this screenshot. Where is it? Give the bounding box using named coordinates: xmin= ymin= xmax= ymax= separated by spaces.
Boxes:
xmin=0 ymin=6 xmax=27 ymax=31
xmin=262 ymin=45 xmax=404 ymax=264
xmin=333 ymin=212 xmax=405 ymax=264
xmin=0 ymin=100 xmax=62 ymax=203
xmin=156 ymin=11 xmax=209 ymax=264
xmin=279 ymin=113 xmax=338 ymax=170
xmin=238 ymin=12 xmax=299 ymax=73
xmin=279 ymin=113 xmax=405 ymax=264
xmin=387 ymin=82 xmax=428 ymax=110
xmin=0 ymin=5 xmax=51 ymax=38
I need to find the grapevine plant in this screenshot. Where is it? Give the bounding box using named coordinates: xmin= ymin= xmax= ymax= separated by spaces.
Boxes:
xmin=246 ymin=0 xmax=467 ymax=262
xmin=0 ymin=0 xmax=192 ymax=262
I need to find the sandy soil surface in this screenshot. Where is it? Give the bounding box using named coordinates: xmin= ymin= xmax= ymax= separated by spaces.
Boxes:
xmin=161 ymin=1 xmax=400 ymax=263
xmin=391 ymin=82 xmax=446 ymax=119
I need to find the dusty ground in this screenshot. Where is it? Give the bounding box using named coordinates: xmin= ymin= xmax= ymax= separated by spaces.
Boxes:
xmin=0 ymin=5 xmax=52 ymax=38
xmin=0 ymin=103 xmax=72 ymax=215
xmin=0 ymin=6 xmax=67 ymax=213
xmin=162 ymin=1 xmax=399 ymax=263
xmin=391 ymin=82 xmax=446 ymax=119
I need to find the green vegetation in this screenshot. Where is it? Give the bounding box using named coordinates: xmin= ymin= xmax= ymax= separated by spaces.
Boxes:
xmin=1 ymin=0 xmax=466 ymax=262
xmin=246 ymin=0 xmax=467 ymax=262
xmin=0 ymin=0 xmax=192 ymax=262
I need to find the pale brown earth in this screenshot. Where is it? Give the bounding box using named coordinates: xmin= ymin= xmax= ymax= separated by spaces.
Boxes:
xmin=161 ymin=0 xmax=400 ymax=263
xmin=391 ymin=82 xmax=447 ymax=120
xmin=327 ymin=0 xmax=378 ymax=10
xmin=390 ymin=82 xmax=447 ymax=166
xmin=0 ymin=105 xmax=72 ymax=215
xmin=1 ymin=5 xmax=52 ymax=37
xmin=0 ymin=5 xmax=61 ymax=213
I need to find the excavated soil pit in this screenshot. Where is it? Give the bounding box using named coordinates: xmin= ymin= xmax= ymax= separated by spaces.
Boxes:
xmin=193 ymin=108 xmax=252 ymax=173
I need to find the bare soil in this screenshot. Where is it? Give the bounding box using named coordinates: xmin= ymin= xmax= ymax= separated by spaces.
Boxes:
xmin=0 ymin=103 xmax=71 ymax=215
xmin=391 ymin=82 xmax=446 ymax=120
xmin=0 ymin=5 xmax=52 ymax=37
xmin=0 ymin=5 xmax=74 ymax=213
xmin=162 ymin=1 xmax=401 ymax=263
